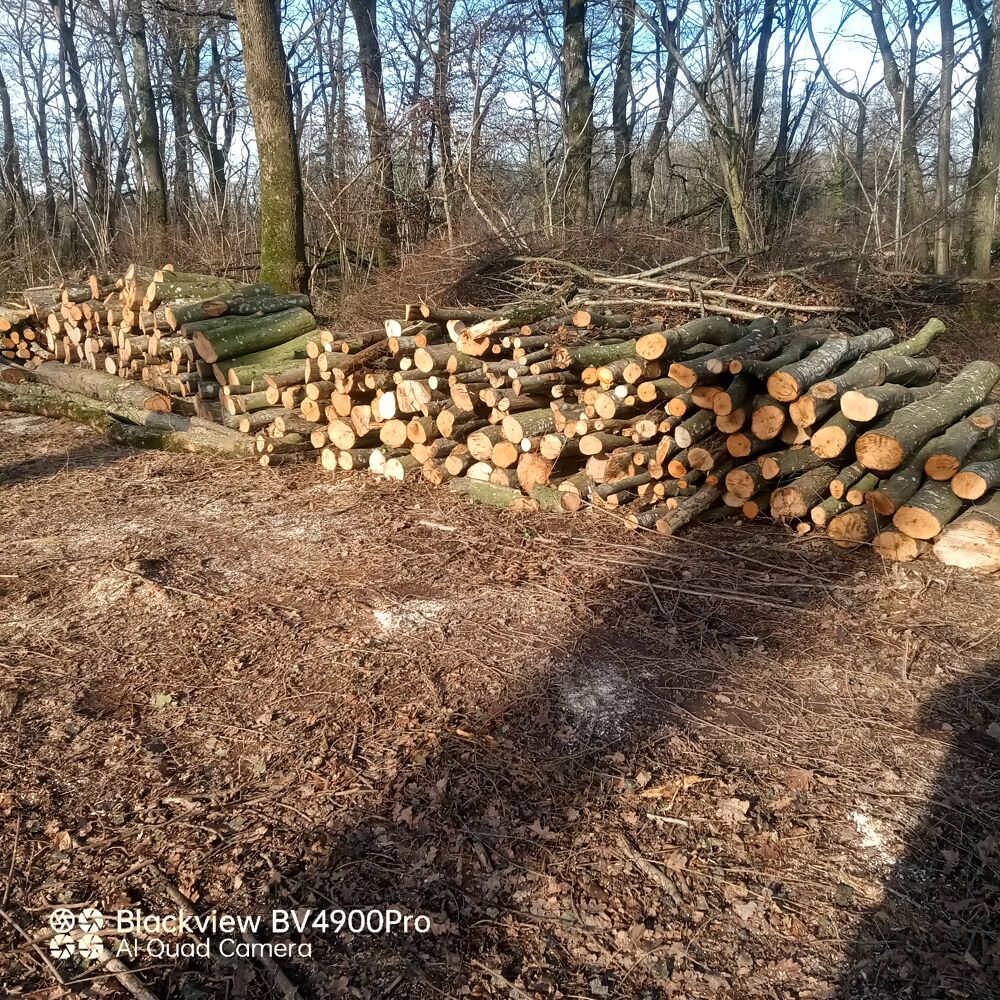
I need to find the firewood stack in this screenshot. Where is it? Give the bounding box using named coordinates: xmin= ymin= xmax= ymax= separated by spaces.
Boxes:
xmin=4 ymin=267 xmax=1000 ymax=573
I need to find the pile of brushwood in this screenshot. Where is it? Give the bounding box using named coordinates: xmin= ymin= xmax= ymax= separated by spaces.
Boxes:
xmin=2 ymin=261 xmax=1000 ymax=573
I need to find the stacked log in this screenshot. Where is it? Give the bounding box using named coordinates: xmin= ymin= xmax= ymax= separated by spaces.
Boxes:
xmin=5 ymin=269 xmax=1000 ymax=572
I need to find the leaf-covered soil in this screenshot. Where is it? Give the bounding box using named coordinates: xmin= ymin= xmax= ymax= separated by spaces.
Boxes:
xmin=1 ymin=413 xmax=998 ymax=1000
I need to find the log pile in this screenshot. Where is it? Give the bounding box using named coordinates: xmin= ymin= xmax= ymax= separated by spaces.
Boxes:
xmin=4 ymin=265 xmax=1000 ymax=573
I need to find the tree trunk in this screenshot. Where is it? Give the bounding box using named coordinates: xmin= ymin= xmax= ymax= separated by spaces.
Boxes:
xmin=562 ymin=0 xmax=595 ymax=226
xmin=0 ymin=65 xmax=27 ymax=236
xmin=611 ymin=0 xmax=635 ymax=219
xmin=348 ymin=0 xmax=400 ymax=266
xmin=935 ymin=0 xmax=954 ymax=273
xmin=966 ymin=0 xmax=1000 ymax=275
xmin=233 ymin=0 xmax=308 ymax=293
xmin=128 ymin=0 xmax=168 ymax=230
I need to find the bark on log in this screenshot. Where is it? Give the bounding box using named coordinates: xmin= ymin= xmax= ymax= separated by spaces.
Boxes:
xmin=636 ymin=317 xmax=739 ymax=361
xmin=654 ymin=483 xmax=724 ymax=535
xmin=922 ymin=404 xmax=1000 ymax=480
xmin=894 ymin=480 xmax=965 ymax=539
xmin=31 ymin=361 xmax=171 ymax=412
xmin=840 ymin=382 xmax=940 ymax=422
xmin=828 ymin=505 xmax=881 ymax=549
xmin=952 ymin=458 xmax=1000 ymax=500
xmin=811 ymin=354 xmax=940 ymax=401
xmin=873 ymin=529 xmax=931 ymax=562
xmin=214 ymin=332 xmax=318 ymax=386
xmin=932 ymin=493 xmax=1000 ymax=572
xmin=448 ymin=476 xmax=537 ymax=511
xmin=811 ymin=495 xmax=849 ymax=527
xmin=770 ymin=464 xmax=839 ymax=520
xmin=856 ymin=361 xmax=1000 ymax=472
xmin=767 ymin=328 xmax=895 ymax=402
xmin=190 ymin=307 xmax=317 ymax=363
xmin=760 ymin=446 xmax=828 ymax=481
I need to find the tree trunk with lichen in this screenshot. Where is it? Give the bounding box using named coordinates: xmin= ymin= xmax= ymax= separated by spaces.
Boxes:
xmin=233 ymin=0 xmax=307 ymax=293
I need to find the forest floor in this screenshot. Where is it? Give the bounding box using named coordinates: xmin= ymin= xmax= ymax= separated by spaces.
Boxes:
xmin=1 ymin=403 xmax=999 ymax=1000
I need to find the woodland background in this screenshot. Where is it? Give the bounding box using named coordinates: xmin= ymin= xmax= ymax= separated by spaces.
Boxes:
xmin=0 ymin=0 xmax=999 ymax=299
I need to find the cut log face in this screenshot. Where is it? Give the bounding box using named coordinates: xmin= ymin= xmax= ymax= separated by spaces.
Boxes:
xmin=873 ymin=529 xmax=931 ymax=563
xmin=952 ymin=458 xmax=1000 ymax=500
xmin=770 ymin=464 xmax=838 ymax=520
xmin=828 ymin=506 xmax=881 ymax=549
xmin=893 ymin=480 xmax=965 ymax=539
xmin=932 ymin=493 xmax=1000 ymax=572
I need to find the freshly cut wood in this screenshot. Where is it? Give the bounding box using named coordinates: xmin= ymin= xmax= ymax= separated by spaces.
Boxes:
xmin=827 ymin=506 xmax=881 ymax=549
xmin=840 ymin=382 xmax=939 ymax=422
xmin=750 ymin=395 xmax=786 ymax=440
xmin=873 ymin=529 xmax=931 ymax=562
xmin=952 ymin=458 xmax=1000 ymax=500
xmin=811 ymin=496 xmax=849 ymax=527
xmin=636 ymin=317 xmax=738 ymax=361
xmin=865 ymin=437 xmax=942 ymax=515
xmin=811 ymin=353 xmax=940 ymax=402
xmin=922 ymin=404 xmax=1000 ymax=480
xmin=893 ymin=480 xmax=965 ymax=539
xmin=856 ymin=361 xmax=1000 ymax=472
xmin=767 ymin=329 xmax=894 ymax=401
xmin=30 ymin=362 xmax=172 ymax=413
xmin=932 ymin=494 xmax=1000 ymax=572
xmin=760 ymin=446 xmax=827 ymax=481
xmin=655 ymin=484 xmax=723 ymax=534
xmin=845 ymin=472 xmax=879 ymax=505
xmin=770 ymin=464 xmax=838 ymax=520
xmin=811 ymin=412 xmax=858 ymax=460
xmin=725 ymin=462 xmax=768 ymax=499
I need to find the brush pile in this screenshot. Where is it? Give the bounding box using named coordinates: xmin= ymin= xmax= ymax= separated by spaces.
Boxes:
xmin=3 ymin=262 xmax=1000 ymax=573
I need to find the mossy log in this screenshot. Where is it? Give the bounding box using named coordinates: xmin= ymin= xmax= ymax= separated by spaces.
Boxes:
xmin=166 ymin=287 xmax=311 ymax=329
xmin=553 ymin=339 xmax=638 ymax=370
xmin=894 ymin=480 xmax=966 ymax=539
xmin=767 ymin=328 xmax=895 ymax=402
xmin=952 ymin=458 xmax=1000 ymax=500
xmin=770 ymin=464 xmax=839 ymax=520
xmin=811 ymin=495 xmax=849 ymax=527
xmin=932 ymin=493 xmax=1000 ymax=572
xmin=213 ymin=332 xmax=319 ymax=386
xmin=501 ymin=407 xmax=557 ymax=443
xmin=448 ymin=476 xmax=537 ymax=511
xmin=190 ymin=307 xmax=317 ymax=363
xmin=845 ymin=472 xmax=880 ymax=505
xmin=856 ymin=361 xmax=1000 ymax=472
xmin=0 ymin=380 xmax=253 ymax=456
xmin=922 ymin=404 xmax=1000 ymax=480
xmin=31 ymin=361 xmax=171 ymax=413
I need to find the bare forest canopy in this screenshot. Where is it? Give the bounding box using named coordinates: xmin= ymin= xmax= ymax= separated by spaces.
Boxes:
xmin=1 ymin=0 xmax=999 ymax=296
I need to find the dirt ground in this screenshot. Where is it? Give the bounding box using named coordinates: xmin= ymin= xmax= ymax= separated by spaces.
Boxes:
xmin=1 ymin=411 xmax=999 ymax=1000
